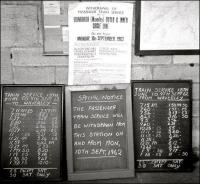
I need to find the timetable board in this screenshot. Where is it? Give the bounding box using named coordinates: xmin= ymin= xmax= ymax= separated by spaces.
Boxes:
xmin=0 ymin=85 xmax=63 ymax=180
xmin=132 ymin=80 xmax=192 ymax=171
xmin=65 ymin=84 xmax=134 ymax=180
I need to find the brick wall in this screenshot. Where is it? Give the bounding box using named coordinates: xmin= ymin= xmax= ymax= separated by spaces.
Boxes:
xmin=1 ymin=0 xmax=199 ymax=165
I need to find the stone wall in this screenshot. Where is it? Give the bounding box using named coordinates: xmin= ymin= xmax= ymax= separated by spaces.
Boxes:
xmin=1 ymin=1 xmax=199 ymax=183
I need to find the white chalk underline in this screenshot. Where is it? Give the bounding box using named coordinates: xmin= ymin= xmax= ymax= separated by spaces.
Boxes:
xmin=6 ymin=104 xmax=50 ymax=106
xmin=80 ymin=100 xmax=119 ymax=103
xmin=137 ymin=159 xmax=183 ymax=161
xmin=77 ymin=156 xmax=117 ymax=159
xmin=4 ymin=168 xmax=58 ymax=169
xmin=138 ymin=99 xmax=189 ymax=102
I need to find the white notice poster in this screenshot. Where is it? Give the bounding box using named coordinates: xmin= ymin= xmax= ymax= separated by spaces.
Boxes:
xmin=43 ymin=1 xmax=60 ymax=15
xmin=68 ymin=2 xmax=133 ymax=85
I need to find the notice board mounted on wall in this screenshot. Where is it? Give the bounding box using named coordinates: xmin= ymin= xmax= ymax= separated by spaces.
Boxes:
xmin=0 ymin=85 xmax=64 ymax=181
xmin=132 ymin=80 xmax=192 ymax=171
xmin=65 ymin=84 xmax=134 ymax=180
xmin=42 ymin=1 xmax=69 ymax=55
xmin=135 ymin=1 xmax=200 ymax=55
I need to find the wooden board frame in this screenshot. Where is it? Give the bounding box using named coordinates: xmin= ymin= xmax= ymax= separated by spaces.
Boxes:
xmin=0 ymin=84 xmax=64 ymax=181
xmin=135 ymin=1 xmax=200 ymax=56
xmin=41 ymin=1 xmax=69 ymax=56
xmin=65 ymin=84 xmax=135 ymax=180
xmin=131 ymin=80 xmax=193 ymax=172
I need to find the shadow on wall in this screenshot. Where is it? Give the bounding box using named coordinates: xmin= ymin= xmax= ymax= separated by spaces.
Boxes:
xmin=192 ymin=147 xmax=199 ymax=170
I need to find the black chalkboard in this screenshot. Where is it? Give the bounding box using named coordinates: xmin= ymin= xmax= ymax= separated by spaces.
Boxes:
xmin=132 ymin=80 xmax=192 ymax=171
xmin=66 ymin=84 xmax=134 ymax=180
xmin=0 ymin=85 xmax=64 ymax=180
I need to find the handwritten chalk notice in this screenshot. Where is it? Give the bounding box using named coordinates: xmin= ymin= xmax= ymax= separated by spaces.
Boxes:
xmin=66 ymin=84 xmax=134 ymax=180
xmin=0 ymin=85 xmax=63 ymax=180
xmin=72 ymin=90 xmax=127 ymax=171
xmin=132 ymin=81 xmax=192 ymax=171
